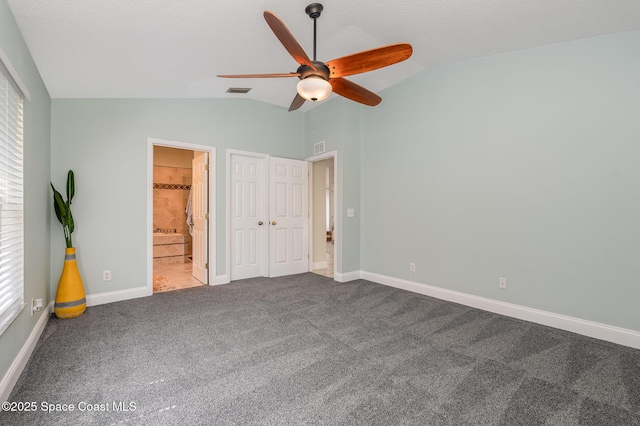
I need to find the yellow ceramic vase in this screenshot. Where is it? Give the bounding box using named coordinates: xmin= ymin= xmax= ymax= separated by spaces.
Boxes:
xmin=54 ymin=247 xmax=87 ymax=319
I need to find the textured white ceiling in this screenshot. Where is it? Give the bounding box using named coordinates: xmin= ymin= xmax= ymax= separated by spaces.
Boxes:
xmin=7 ymin=0 xmax=640 ymax=111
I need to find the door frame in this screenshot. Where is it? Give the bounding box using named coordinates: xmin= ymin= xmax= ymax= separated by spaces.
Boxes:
xmin=306 ymin=150 xmax=338 ymax=279
xmin=226 ymin=149 xmax=270 ymax=282
xmin=147 ymin=138 xmax=216 ymax=294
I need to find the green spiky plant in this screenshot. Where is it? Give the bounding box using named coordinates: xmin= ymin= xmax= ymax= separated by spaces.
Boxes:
xmin=51 ymin=170 xmax=75 ymax=248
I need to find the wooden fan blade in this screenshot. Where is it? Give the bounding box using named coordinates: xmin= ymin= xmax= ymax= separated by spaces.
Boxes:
xmin=329 ymin=78 xmax=381 ymax=106
xmin=288 ymin=93 xmax=306 ymax=112
xmin=264 ymin=11 xmax=316 ymax=70
xmin=325 ymin=43 xmax=413 ymax=78
xmin=217 ymin=73 xmax=300 ymax=78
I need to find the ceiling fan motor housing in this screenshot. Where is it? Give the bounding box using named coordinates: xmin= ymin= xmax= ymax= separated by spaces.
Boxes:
xmin=297 ymin=61 xmax=330 ymax=81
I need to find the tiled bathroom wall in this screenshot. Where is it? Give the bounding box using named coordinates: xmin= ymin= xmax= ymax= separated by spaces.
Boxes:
xmin=153 ymin=166 xmax=193 ymax=255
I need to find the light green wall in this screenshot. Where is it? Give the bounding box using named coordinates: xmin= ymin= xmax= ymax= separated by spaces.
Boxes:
xmin=360 ymin=30 xmax=640 ymax=331
xmin=304 ymin=98 xmax=362 ymax=274
xmin=0 ymin=0 xmax=51 ymax=386
xmin=50 ymin=99 xmax=304 ymax=294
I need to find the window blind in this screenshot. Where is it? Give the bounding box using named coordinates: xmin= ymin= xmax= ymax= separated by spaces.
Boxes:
xmin=0 ymin=59 xmax=24 ymax=336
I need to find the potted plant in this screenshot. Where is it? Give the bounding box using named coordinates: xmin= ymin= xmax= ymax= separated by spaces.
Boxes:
xmin=51 ymin=170 xmax=86 ymax=318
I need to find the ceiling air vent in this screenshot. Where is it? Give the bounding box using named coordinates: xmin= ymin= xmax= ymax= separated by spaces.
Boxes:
xmin=226 ymin=87 xmax=252 ymax=94
xmin=313 ymin=141 xmax=326 ymax=155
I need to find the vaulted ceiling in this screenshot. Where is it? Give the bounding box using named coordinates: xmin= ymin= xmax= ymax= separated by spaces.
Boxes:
xmin=7 ymin=0 xmax=640 ymax=111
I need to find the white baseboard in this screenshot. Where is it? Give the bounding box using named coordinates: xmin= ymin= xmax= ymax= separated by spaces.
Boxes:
xmin=86 ymin=286 xmax=151 ymax=307
xmin=361 ymin=271 xmax=640 ymax=349
xmin=0 ymin=301 xmax=53 ymax=402
xmin=313 ymin=261 xmax=328 ymax=270
xmin=214 ymin=275 xmax=230 ymax=285
xmin=87 ymin=277 xmax=230 ymax=306
xmin=334 ymin=270 xmax=362 ymax=283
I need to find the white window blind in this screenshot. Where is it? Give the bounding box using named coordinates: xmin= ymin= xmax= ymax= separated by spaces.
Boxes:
xmin=0 ymin=59 xmax=24 ymax=336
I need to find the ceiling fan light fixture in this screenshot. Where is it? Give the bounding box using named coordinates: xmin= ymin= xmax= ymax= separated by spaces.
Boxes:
xmin=296 ymin=76 xmax=332 ymax=102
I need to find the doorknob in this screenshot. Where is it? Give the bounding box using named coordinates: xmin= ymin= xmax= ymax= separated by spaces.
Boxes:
xmin=271 ymin=221 xmax=277 ymax=225
xmin=258 ymin=221 xmax=263 ymax=226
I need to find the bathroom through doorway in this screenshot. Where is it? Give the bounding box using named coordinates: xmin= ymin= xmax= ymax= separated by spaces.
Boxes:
xmin=151 ymin=144 xmax=210 ymax=293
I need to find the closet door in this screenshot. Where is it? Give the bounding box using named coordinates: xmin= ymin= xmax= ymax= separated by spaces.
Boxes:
xmin=230 ymin=154 xmax=267 ymax=280
xmin=269 ymin=157 xmax=309 ymax=277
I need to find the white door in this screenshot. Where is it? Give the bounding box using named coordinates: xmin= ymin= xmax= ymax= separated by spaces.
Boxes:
xmin=269 ymin=157 xmax=309 ymax=277
xmin=192 ymin=152 xmax=208 ymax=284
xmin=230 ymin=154 xmax=267 ymax=280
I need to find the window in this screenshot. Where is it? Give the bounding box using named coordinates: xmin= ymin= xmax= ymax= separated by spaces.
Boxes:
xmin=0 ymin=59 xmax=24 ymax=335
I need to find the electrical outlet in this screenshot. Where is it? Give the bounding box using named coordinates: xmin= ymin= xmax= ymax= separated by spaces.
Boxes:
xmin=499 ymin=277 xmax=507 ymax=289
xmin=103 ymin=270 xmax=112 ymax=281
xmin=409 ymin=263 xmax=416 ymax=272
xmin=31 ymin=298 xmax=43 ymax=316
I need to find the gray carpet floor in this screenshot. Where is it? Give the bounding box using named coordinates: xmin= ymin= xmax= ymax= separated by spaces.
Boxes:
xmin=3 ymin=273 xmax=640 ymax=425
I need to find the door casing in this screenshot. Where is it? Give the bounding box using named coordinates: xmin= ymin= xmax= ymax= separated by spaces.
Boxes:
xmin=147 ymin=138 xmax=216 ymax=295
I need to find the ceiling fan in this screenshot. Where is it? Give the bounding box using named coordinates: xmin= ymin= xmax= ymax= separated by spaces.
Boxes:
xmin=218 ymin=3 xmax=413 ymax=112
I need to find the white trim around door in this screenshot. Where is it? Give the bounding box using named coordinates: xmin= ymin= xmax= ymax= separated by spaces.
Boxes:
xmin=147 ymin=138 xmax=216 ymax=294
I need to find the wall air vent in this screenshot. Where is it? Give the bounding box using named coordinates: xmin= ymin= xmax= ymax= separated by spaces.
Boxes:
xmin=226 ymin=87 xmax=252 ymax=94
xmin=313 ymin=141 xmax=326 ymax=155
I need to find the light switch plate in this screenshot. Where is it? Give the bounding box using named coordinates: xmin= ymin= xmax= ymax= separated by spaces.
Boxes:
xmin=347 ymin=208 xmax=355 ymax=217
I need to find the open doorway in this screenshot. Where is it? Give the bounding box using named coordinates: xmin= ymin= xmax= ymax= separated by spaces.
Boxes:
xmin=148 ymin=139 xmax=215 ymax=293
xmin=308 ymin=153 xmax=337 ymax=279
